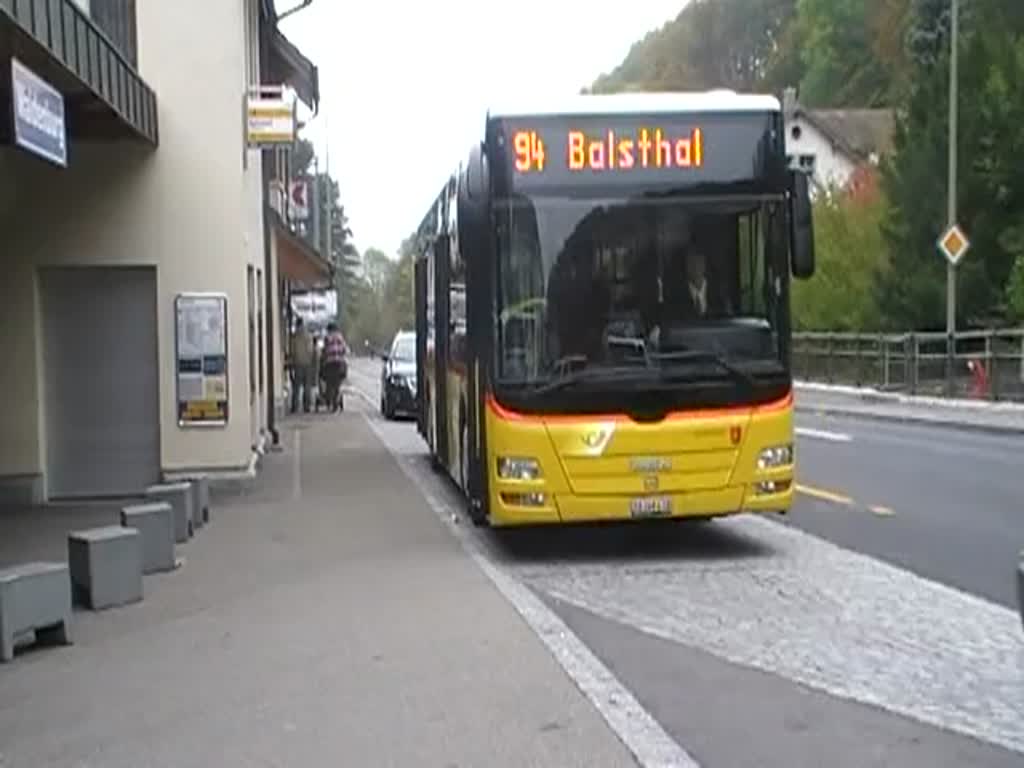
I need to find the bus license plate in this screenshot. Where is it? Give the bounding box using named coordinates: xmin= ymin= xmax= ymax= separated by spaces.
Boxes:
xmin=630 ymin=496 xmax=671 ymax=518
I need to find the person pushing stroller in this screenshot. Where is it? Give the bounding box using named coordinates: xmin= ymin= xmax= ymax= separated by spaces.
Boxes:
xmin=319 ymin=322 xmax=349 ymax=413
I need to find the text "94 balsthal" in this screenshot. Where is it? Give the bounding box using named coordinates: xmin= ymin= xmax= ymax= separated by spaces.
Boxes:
xmin=513 ymin=127 xmax=704 ymax=174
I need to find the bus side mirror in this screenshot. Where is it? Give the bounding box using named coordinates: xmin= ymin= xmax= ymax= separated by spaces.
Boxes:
xmin=458 ymin=143 xmax=490 ymax=262
xmin=465 ymin=142 xmax=489 ymax=203
xmin=790 ymin=171 xmax=815 ymax=279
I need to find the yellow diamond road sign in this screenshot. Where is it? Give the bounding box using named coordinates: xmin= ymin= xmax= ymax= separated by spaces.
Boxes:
xmin=938 ymin=224 xmax=970 ymax=266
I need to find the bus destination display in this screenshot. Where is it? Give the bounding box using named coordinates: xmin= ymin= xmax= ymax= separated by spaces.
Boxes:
xmin=514 ymin=126 xmax=703 ymax=174
xmin=496 ymin=113 xmax=775 ymax=191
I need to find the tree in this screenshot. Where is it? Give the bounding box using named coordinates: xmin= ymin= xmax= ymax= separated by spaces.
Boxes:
xmin=792 ymin=187 xmax=889 ymax=330
xmin=356 ymin=242 xmax=416 ymax=349
xmin=292 ymin=138 xmax=315 ymax=177
xmin=1007 ymin=252 xmax=1024 ymax=320
xmin=363 ymin=248 xmax=392 ymax=298
xmin=796 ymin=0 xmax=912 ymax=107
xmin=880 ymin=0 xmax=1024 ymax=329
xmin=589 ymin=0 xmax=800 ymax=94
xmin=382 ymin=238 xmax=416 ymax=333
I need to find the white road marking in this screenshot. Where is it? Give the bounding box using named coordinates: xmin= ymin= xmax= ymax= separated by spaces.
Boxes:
xmin=359 ymin=399 xmax=700 ymax=768
xmin=795 ymin=427 xmax=852 ymax=443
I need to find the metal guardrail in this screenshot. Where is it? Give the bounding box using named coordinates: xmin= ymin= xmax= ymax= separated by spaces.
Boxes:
xmin=793 ymin=328 xmax=1024 ymax=402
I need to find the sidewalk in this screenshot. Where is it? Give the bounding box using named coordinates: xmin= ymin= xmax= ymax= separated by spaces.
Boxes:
xmin=0 ymin=412 xmax=635 ymax=767
xmin=795 ymin=381 xmax=1024 ymax=434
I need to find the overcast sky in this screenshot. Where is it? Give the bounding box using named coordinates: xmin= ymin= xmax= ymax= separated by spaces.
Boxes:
xmin=279 ymin=1 xmax=685 ymax=259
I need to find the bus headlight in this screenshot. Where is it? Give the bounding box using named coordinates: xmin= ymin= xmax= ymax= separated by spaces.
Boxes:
xmin=757 ymin=444 xmax=793 ymax=469
xmin=497 ymin=457 xmax=542 ymax=480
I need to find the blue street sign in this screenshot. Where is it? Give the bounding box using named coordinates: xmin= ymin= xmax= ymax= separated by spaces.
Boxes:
xmin=11 ymin=58 xmax=67 ymax=167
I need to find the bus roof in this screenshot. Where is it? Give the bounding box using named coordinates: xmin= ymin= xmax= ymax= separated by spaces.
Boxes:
xmin=488 ymin=91 xmax=781 ymax=120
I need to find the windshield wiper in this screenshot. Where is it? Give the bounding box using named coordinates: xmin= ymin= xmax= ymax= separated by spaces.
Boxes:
xmin=527 ymin=365 xmax=648 ymax=395
xmin=649 ymin=350 xmax=755 ymax=389
xmin=518 ymin=352 xmax=759 ymax=396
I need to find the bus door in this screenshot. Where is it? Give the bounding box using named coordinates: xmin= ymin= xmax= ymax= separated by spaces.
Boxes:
xmin=414 ymin=255 xmax=429 ymax=441
xmin=433 ymin=235 xmax=450 ymax=468
xmin=463 ymin=227 xmax=491 ymax=522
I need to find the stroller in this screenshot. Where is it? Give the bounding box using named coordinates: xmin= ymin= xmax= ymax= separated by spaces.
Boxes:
xmin=314 ymin=348 xmax=347 ymax=413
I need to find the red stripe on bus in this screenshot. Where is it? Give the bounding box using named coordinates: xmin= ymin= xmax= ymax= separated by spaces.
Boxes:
xmin=485 ymin=391 xmax=793 ymax=424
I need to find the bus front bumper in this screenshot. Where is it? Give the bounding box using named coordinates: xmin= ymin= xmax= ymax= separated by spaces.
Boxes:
xmin=489 ymin=479 xmax=793 ymax=527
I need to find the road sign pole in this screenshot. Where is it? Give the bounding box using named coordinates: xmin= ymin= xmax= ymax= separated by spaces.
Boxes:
xmin=945 ymin=0 xmax=960 ymax=395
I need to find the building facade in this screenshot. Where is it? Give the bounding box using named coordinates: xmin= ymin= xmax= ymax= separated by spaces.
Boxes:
xmin=0 ymin=0 xmax=321 ymax=504
xmin=782 ymin=88 xmax=894 ymax=199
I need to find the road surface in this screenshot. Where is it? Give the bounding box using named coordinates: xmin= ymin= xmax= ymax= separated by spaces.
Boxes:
xmin=348 ymin=357 xmax=1024 ymax=767
xmin=793 ymin=410 xmax=1023 ymax=608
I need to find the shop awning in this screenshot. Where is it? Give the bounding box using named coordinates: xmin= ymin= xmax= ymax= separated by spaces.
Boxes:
xmin=268 ymin=26 xmax=318 ymax=113
xmin=273 ymin=213 xmax=333 ymax=290
xmin=261 ymin=1 xmax=319 ymax=113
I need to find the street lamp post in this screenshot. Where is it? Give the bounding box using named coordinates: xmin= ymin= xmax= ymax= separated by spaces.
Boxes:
xmin=945 ymin=0 xmax=960 ymax=394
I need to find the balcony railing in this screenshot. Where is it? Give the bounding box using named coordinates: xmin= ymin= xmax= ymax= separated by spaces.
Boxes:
xmin=1 ymin=0 xmax=157 ymax=144
xmin=88 ymin=0 xmax=138 ymax=68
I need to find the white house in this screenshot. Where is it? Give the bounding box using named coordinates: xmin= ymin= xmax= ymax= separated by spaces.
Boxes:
xmin=782 ymin=88 xmax=894 ymax=197
xmin=0 ymin=0 xmax=322 ymax=504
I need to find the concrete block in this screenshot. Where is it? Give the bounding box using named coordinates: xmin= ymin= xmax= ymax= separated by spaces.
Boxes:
xmin=146 ymin=482 xmax=194 ymax=543
xmin=68 ymin=526 xmax=143 ymax=611
xmin=121 ymin=502 xmax=176 ymax=574
xmin=0 ymin=562 xmax=72 ymax=662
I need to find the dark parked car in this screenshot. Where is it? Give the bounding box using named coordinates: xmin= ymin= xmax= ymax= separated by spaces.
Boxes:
xmin=380 ymin=331 xmax=417 ymax=419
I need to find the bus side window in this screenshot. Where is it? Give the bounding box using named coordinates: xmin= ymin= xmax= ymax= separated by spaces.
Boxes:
xmin=738 ymin=211 xmax=766 ymax=316
xmin=448 ymin=242 xmax=467 ymax=370
xmin=426 ymin=245 xmax=436 ymax=339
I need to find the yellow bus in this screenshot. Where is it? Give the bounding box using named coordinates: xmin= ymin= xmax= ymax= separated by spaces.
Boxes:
xmin=413 ymin=91 xmax=815 ymax=527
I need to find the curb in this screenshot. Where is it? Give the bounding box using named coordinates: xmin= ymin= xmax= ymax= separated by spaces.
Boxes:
xmin=793 ymin=403 xmax=1024 ymax=437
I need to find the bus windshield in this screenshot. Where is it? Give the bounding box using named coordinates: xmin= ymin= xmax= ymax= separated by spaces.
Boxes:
xmin=494 ymin=194 xmax=789 ymax=394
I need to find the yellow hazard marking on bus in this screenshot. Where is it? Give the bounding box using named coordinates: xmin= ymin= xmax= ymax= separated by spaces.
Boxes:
xmin=796 ymin=484 xmax=853 ymax=506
